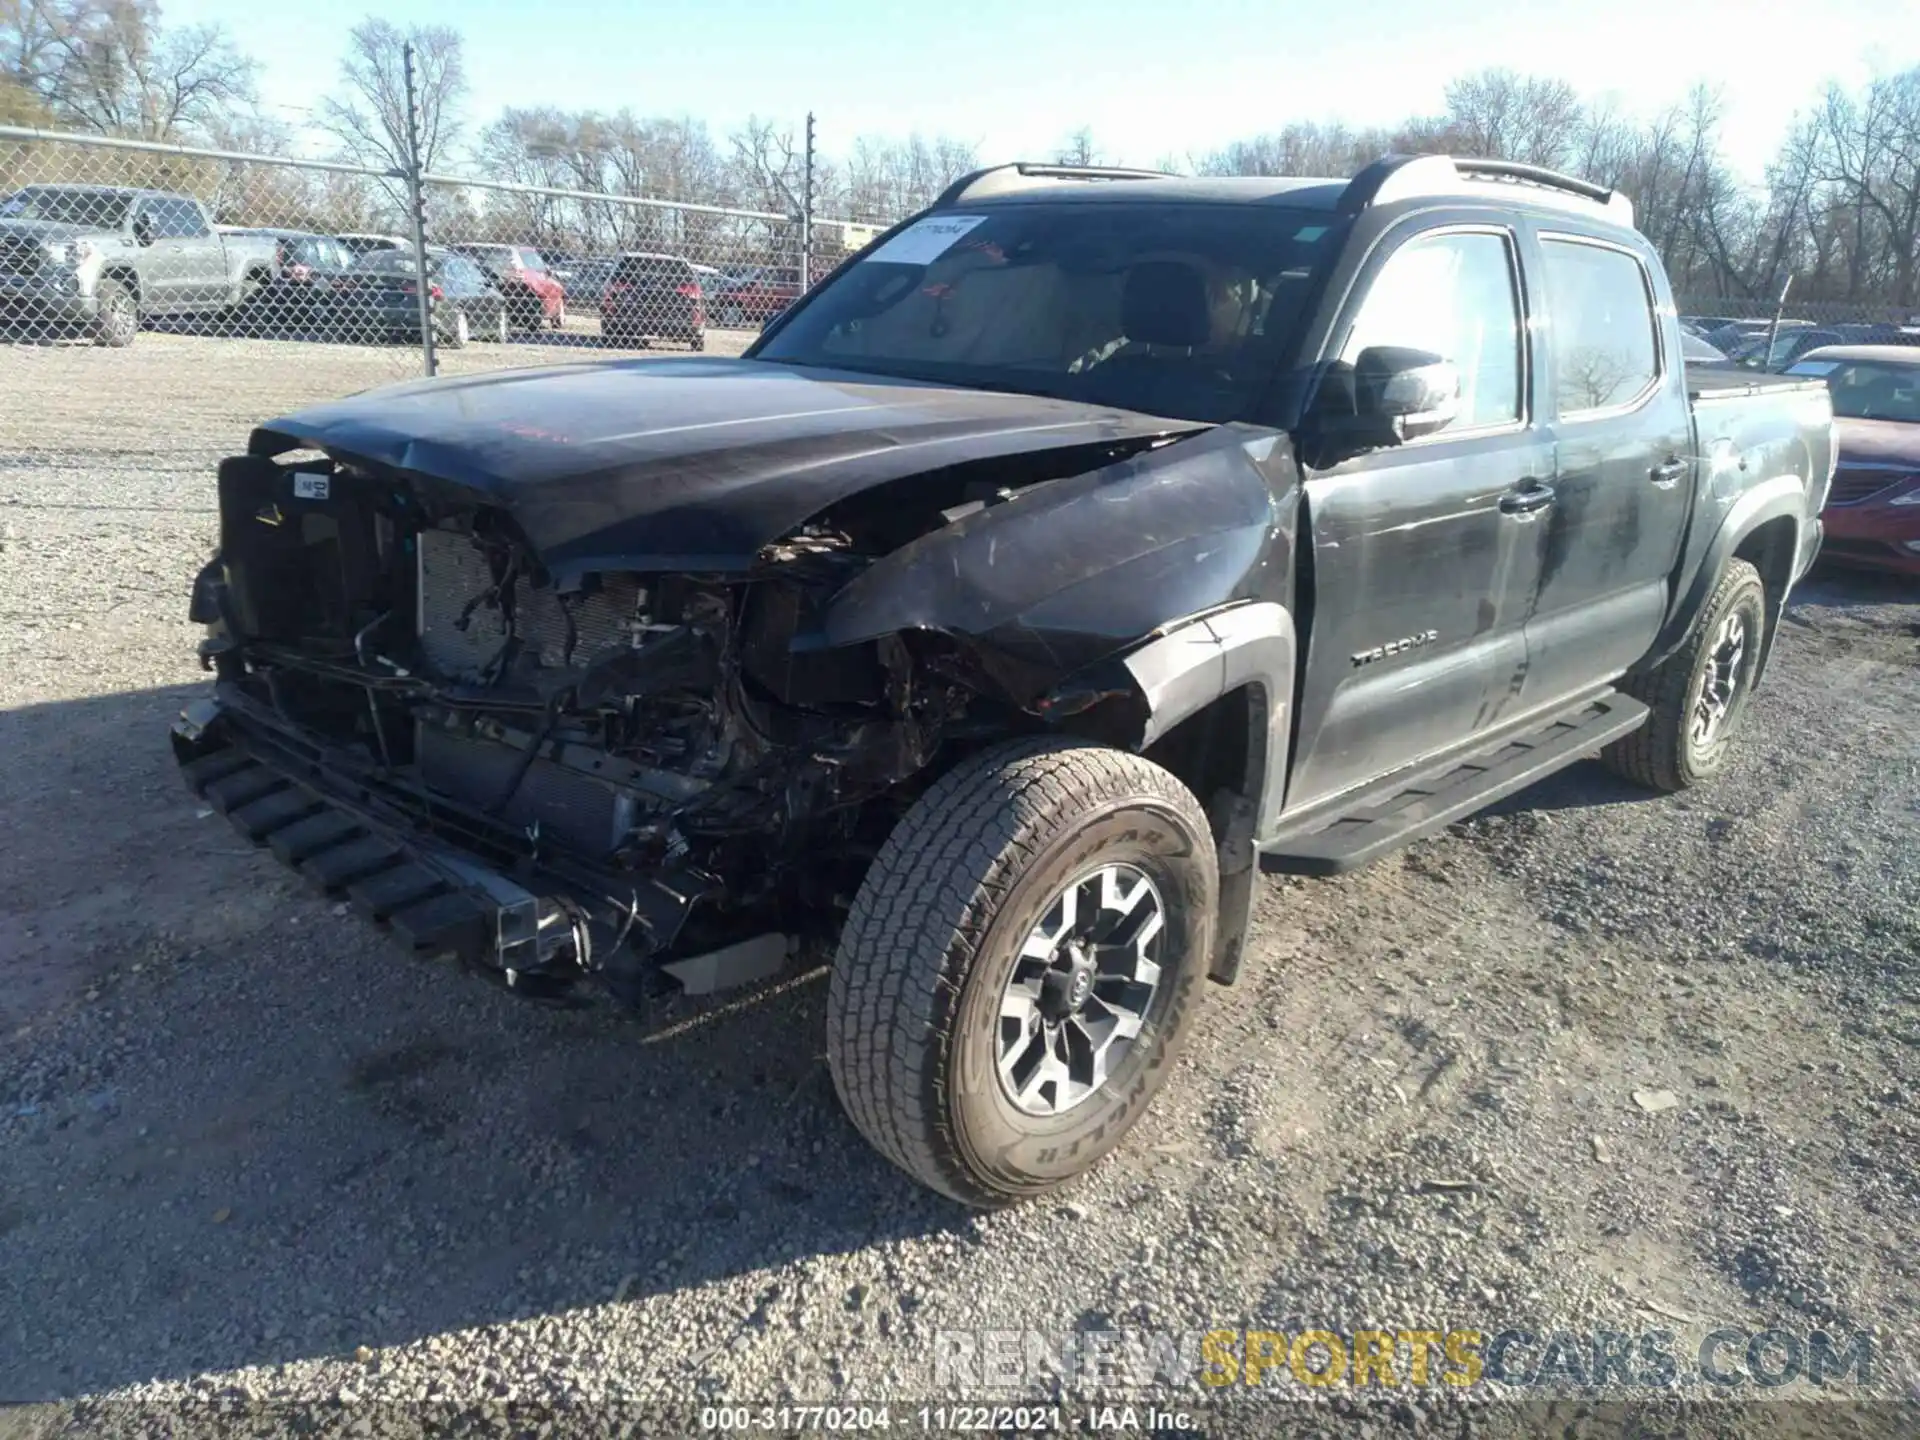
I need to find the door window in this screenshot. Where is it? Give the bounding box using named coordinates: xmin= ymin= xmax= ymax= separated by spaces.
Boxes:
xmin=1539 ymin=238 xmax=1660 ymax=415
xmin=156 ymin=199 xmax=208 ymax=238
xmin=1342 ymin=230 xmax=1524 ymax=430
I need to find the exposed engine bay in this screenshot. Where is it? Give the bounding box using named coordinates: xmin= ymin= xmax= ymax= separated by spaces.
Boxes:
xmin=178 ymin=428 xmax=1216 ymax=1002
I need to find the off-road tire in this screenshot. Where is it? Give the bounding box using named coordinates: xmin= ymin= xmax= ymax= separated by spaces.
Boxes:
xmin=827 ymin=737 xmax=1217 ymax=1207
xmin=91 ymin=277 xmax=138 ymax=347
xmin=1603 ymin=558 xmax=1766 ymax=792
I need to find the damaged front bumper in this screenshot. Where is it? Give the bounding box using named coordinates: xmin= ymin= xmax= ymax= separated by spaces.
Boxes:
xmin=171 ymin=686 xmax=764 ymax=1000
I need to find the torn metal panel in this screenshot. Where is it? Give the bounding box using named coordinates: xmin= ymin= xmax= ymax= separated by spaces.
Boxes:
xmin=820 ymin=425 xmax=1301 ymax=700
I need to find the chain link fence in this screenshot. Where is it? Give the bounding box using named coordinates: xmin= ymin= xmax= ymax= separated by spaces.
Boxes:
xmin=1675 ymin=294 xmax=1920 ymax=371
xmin=0 ymin=122 xmax=881 ymax=481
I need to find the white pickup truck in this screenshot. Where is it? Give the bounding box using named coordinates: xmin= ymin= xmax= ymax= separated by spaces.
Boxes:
xmin=0 ymin=184 xmax=280 ymax=346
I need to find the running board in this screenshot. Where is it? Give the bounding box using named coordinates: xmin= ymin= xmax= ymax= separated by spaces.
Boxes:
xmin=1258 ymin=692 xmax=1650 ymax=877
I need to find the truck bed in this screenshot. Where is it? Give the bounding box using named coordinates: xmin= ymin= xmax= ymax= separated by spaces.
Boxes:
xmin=1687 ymin=364 xmax=1831 ymax=403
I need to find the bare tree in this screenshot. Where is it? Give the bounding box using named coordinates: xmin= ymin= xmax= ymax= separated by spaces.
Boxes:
xmin=728 ymin=114 xmax=803 ymax=214
xmin=1053 ymin=126 xmax=1099 ymax=166
xmin=839 ymin=132 xmax=977 ymax=221
xmin=2 ymin=0 xmax=256 ymax=139
xmin=1443 ymin=69 xmax=1582 ymax=167
xmin=1818 ymin=68 xmax=1920 ymax=307
xmin=317 ymin=17 xmax=466 ymax=174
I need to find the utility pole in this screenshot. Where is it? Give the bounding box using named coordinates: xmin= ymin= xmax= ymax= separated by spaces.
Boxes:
xmin=402 ymin=40 xmax=437 ymax=377
xmin=801 ymin=111 xmax=816 ymax=293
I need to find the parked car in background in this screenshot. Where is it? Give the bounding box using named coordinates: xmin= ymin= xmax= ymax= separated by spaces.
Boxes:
xmin=599 ymin=251 xmax=705 ymax=349
xmin=336 ymin=232 xmax=410 ymax=259
xmin=558 ymin=255 xmax=619 ymax=312
xmin=1786 ymin=346 xmax=1920 ymax=576
xmin=1730 ymin=326 xmax=1844 ymax=371
xmin=1681 ymin=330 xmax=1730 ymax=363
xmin=445 ymin=243 xmax=566 ymax=331
xmin=691 ymin=262 xmax=726 ymax=299
xmin=0 ymin=184 xmax=278 ymax=346
xmin=1706 ymin=317 xmax=1804 ymax=355
xmin=711 ymin=264 xmax=801 ymax=327
xmin=330 ymin=246 xmax=511 ymax=349
xmin=219 ymin=227 xmax=355 ymax=327
xmin=1682 ymin=314 xmax=1747 ymax=338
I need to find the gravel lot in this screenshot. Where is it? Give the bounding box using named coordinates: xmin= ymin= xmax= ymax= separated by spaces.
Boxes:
xmin=1 ymin=331 xmax=1916 ymax=1433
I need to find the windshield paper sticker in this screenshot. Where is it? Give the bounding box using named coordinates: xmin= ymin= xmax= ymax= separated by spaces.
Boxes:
xmin=863 ymin=215 xmax=989 ymax=266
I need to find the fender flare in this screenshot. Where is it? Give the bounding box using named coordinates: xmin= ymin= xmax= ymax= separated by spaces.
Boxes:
xmin=1039 ymin=600 xmax=1297 ymax=840
xmin=1649 ymin=475 xmax=1805 ymax=674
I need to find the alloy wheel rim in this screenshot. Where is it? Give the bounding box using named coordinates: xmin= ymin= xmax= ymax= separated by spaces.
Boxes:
xmin=1692 ymin=609 xmax=1749 ymax=747
xmin=996 ymin=862 xmax=1166 ymax=1118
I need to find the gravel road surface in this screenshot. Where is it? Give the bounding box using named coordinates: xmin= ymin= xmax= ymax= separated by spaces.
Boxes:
xmin=1 ymin=332 xmax=1916 ymax=1435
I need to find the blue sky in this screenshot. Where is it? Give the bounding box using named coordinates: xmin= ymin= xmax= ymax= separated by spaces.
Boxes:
xmin=169 ymin=0 xmax=1919 ymax=180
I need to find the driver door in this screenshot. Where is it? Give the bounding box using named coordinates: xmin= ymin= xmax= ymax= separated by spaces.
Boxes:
xmin=131 ymin=198 xmax=188 ymax=312
xmin=1286 ymin=222 xmax=1553 ymax=811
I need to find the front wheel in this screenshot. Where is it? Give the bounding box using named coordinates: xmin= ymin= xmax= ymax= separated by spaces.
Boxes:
xmin=91 ymin=277 xmax=138 ymax=347
xmin=1603 ymin=558 xmax=1766 ymax=792
xmin=827 ymin=738 xmax=1217 ymax=1207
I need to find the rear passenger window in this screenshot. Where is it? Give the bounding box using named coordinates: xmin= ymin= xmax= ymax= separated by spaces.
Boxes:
xmin=160 ymin=199 xmax=208 ymax=238
xmin=1540 ymin=238 xmax=1660 ymax=415
xmin=1342 ymin=230 xmax=1523 ymax=430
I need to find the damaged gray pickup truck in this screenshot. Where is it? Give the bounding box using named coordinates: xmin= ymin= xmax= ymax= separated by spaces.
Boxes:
xmin=174 ymin=157 xmax=1835 ymax=1205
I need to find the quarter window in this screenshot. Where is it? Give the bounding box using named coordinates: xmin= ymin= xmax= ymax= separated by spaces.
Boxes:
xmin=1342 ymin=230 xmax=1524 ymax=430
xmin=1539 ymin=238 xmax=1660 ymax=415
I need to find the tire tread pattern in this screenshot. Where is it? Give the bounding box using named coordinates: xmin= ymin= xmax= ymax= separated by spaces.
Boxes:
xmin=1602 ymin=558 xmax=1763 ymax=793
xmin=826 ymin=737 xmax=1211 ymax=1206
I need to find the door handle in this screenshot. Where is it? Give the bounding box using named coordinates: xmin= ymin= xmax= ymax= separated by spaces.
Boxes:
xmin=1499 ymin=481 xmax=1555 ymax=517
xmin=1650 ymin=455 xmax=1688 ymax=488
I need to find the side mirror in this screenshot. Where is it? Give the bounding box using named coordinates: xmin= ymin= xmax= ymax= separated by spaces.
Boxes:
xmin=132 ymin=213 xmax=155 ymax=246
xmin=1355 ymin=345 xmax=1461 ymax=443
xmin=1300 ymin=346 xmax=1461 ymax=465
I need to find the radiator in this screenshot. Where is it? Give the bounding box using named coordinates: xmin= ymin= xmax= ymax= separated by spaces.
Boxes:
xmin=416 ymin=527 xmax=644 ymax=681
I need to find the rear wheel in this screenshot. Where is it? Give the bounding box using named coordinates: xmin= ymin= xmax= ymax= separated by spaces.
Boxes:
xmin=442 ymin=308 xmax=469 ymax=350
xmin=550 ymin=298 xmax=566 ymax=330
xmin=1602 ymin=558 xmax=1766 ymax=792
xmin=493 ymin=307 xmax=510 ymax=343
xmin=91 ymin=277 xmax=138 ymax=347
xmin=827 ymin=738 xmax=1217 ymax=1206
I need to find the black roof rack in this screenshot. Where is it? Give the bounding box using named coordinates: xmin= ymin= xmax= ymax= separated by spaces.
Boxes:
xmin=933 ymin=162 xmax=1176 ymax=208
xmin=1339 ymin=154 xmax=1633 ymax=223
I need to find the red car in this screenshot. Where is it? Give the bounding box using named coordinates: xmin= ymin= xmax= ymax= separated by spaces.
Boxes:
xmin=1788 ymin=345 xmax=1920 ymax=576
xmin=711 ymin=266 xmax=801 ymax=328
xmin=446 ymin=243 xmax=566 ymax=332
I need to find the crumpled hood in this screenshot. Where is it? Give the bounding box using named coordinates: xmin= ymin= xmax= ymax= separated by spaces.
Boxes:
xmin=1834 ymin=417 xmax=1920 ymax=468
xmin=254 ymin=357 xmax=1202 ymax=574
